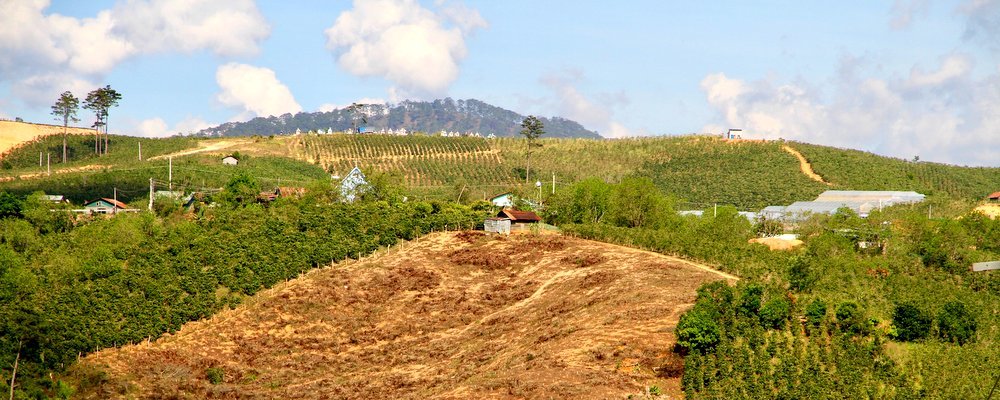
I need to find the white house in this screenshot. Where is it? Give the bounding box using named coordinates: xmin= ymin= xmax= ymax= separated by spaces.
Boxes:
xmin=340 ymin=166 xmax=368 ymax=202
xmin=490 ymin=192 xmax=513 ymax=208
xmin=222 ymin=156 xmax=239 ymax=166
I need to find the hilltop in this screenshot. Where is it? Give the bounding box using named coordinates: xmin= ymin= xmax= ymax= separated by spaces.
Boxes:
xmin=196 ymin=98 xmax=602 ymax=139
xmin=76 ymin=231 xmax=734 ymax=399
xmin=0 ymin=120 xmax=96 ymax=157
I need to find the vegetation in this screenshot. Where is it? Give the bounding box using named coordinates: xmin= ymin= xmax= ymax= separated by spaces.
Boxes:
xmin=198 ymin=98 xmax=600 ymax=138
xmin=83 ymin=85 xmax=122 ymax=156
xmin=519 ymin=115 xmax=545 ymax=183
xmin=554 ymin=177 xmax=1000 ymax=398
xmin=0 ymin=182 xmax=484 ymax=398
xmin=793 ymin=141 xmax=1000 ymax=199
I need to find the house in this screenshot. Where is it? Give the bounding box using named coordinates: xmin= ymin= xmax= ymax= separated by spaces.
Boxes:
xmin=497 ymin=209 xmax=541 ymax=231
xmin=42 ymin=195 xmax=69 ymax=204
xmin=340 ymin=166 xmax=368 ymax=202
xmin=490 ymin=192 xmax=513 ymax=208
xmin=988 ymin=191 xmax=1000 ymax=202
xmin=222 ymin=156 xmax=239 ymax=166
xmin=83 ymin=198 xmax=129 ymax=214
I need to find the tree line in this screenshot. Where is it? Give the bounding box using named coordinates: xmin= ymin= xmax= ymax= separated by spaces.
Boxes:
xmin=49 ymin=85 xmax=122 ymax=164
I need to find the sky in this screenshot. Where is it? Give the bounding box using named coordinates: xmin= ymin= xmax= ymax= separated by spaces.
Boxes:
xmin=1 ymin=0 xmax=999 ymax=166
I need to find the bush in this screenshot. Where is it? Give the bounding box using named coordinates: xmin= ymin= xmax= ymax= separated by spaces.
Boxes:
xmin=676 ymin=307 xmax=722 ymax=353
xmin=206 ymin=367 xmax=224 ymax=384
xmin=738 ymin=284 xmax=764 ymax=318
xmin=805 ymin=298 xmax=827 ymax=328
xmin=835 ymin=302 xmax=867 ymax=335
xmin=937 ymin=301 xmax=977 ymax=345
xmin=891 ymin=302 xmax=931 ymax=342
xmin=759 ymin=296 xmax=792 ymax=330
xmin=788 ymin=257 xmax=817 ymax=293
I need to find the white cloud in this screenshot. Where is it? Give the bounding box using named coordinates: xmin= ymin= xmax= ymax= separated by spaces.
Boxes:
xmin=0 ymin=0 xmax=269 ymax=107
xmin=136 ymin=117 xmax=169 ymax=137
xmin=960 ymin=0 xmax=1000 ymax=50
xmin=700 ymin=55 xmax=1000 ymax=166
xmin=889 ymin=0 xmax=928 ymax=30
xmin=216 ymin=63 xmax=302 ymax=120
xmin=540 ymin=71 xmax=634 ymax=138
xmin=324 ymin=0 xmax=485 ymax=98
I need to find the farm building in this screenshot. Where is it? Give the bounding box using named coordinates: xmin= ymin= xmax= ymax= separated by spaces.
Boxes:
xmin=762 ymin=190 xmax=925 ymax=222
xmin=496 ymin=209 xmax=542 ymax=232
xmin=484 ymin=218 xmax=512 ymax=234
xmin=490 ymin=192 xmax=513 ymax=208
xmin=222 ymin=156 xmax=239 ymax=166
xmin=83 ymin=198 xmax=130 ymax=214
xmin=340 ymin=166 xmax=368 ymax=202
xmin=42 ymin=195 xmax=69 ymax=204
xmin=988 ymin=191 xmax=1000 ymax=202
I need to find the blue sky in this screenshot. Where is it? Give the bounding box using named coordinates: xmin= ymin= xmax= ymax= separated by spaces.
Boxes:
xmin=2 ymin=0 xmax=999 ymax=166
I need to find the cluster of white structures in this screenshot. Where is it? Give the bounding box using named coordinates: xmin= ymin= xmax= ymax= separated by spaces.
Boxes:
xmin=297 ymin=127 xmax=498 ymax=139
xmin=761 ymin=190 xmax=926 ymax=221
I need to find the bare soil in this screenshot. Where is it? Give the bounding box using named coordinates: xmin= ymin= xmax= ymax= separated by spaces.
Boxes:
xmin=78 ymin=232 xmax=734 ymax=399
xmin=0 ymin=120 xmax=96 ymax=156
xmin=782 ymin=144 xmax=831 ymax=185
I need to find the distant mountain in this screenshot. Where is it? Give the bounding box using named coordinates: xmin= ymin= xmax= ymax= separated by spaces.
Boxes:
xmin=196 ymin=98 xmax=602 ymax=139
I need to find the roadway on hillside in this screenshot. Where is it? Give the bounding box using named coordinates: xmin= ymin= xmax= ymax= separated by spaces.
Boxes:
xmin=148 ymin=139 xmax=251 ymax=160
xmin=782 ymin=144 xmax=831 ymax=185
xmin=81 ymin=231 xmax=736 ymax=399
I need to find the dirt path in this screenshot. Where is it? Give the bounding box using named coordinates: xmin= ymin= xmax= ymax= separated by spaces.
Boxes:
xmin=0 ymin=164 xmax=109 ymax=182
xmin=149 ymin=139 xmax=249 ymax=160
xmin=782 ymin=144 xmax=831 ymax=185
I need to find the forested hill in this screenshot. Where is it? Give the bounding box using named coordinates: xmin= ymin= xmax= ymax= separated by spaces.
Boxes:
xmin=197 ymin=98 xmax=602 ymax=139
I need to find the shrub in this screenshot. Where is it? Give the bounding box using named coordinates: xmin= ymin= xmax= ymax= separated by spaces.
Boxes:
xmin=206 ymin=367 xmax=225 ymax=384
xmin=788 ymin=257 xmax=817 ymax=293
xmin=835 ymin=302 xmax=867 ymax=335
xmin=891 ymin=302 xmax=931 ymax=342
xmin=738 ymin=284 xmax=764 ymax=318
xmin=675 ymin=307 xmax=722 ymax=353
xmin=805 ymin=298 xmax=827 ymax=328
xmin=937 ymin=301 xmax=977 ymax=345
xmin=759 ymin=296 xmax=792 ymax=330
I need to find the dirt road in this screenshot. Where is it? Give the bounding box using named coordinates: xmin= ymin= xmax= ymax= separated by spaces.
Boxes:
xmin=782 ymin=144 xmax=831 ymax=185
xmin=148 ymin=139 xmax=249 ymax=160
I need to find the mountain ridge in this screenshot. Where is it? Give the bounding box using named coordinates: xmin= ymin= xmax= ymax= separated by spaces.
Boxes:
xmin=197 ymin=98 xmax=602 ymax=139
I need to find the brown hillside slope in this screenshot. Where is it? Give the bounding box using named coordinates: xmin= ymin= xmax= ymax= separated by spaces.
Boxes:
xmin=77 ymin=232 xmax=734 ymax=399
xmin=0 ymin=120 xmax=95 ymax=156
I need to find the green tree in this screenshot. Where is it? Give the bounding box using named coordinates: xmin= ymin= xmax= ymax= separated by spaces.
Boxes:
xmin=218 ymin=173 xmax=261 ymax=207
xmin=83 ymin=85 xmax=122 ymax=155
xmin=0 ymin=192 xmax=22 ymax=219
xmin=759 ymin=296 xmax=792 ymax=330
xmin=891 ymin=302 xmax=931 ymax=342
xmin=937 ymin=301 xmax=976 ymax=345
xmin=804 ymin=298 xmax=827 ymax=329
xmin=607 ymin=176 xmax=672 ymax=228
xmin=519 ymin=115 xmax=544 ymax=183
xmin=676 ymin=306 xmax=722 ymax=353
xmin=50 ymin=91 xmax=79 ymax=163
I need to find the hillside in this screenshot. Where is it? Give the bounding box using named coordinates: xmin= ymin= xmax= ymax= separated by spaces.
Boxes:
xmin=197 ymin=98 xmax=602 ymax=139
xmin=0 ymin=120 xmax=97 ymax=158
xmin=2 ymin=133 xmax=999 ymax=209
xmin=75 ymin=231 xmax=734 ymax=399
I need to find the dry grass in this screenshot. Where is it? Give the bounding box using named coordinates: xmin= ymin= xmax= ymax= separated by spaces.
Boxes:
xmin=0 ymin=120 xmax=95 ymax=156
xmin=76 ymin=232 xmax=734 ymax=399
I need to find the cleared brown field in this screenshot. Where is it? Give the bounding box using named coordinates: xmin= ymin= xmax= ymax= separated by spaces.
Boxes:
xmin=76 ymin=232 xmax=735 ymax=399
xmin=0 ymin=120 xmax=95 ymax=156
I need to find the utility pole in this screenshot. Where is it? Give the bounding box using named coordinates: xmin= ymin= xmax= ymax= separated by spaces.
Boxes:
xmin=46 ymin=153 xmax=50 ymax=176
xmin=148 ymin=178 xmax=154 ymax=211
xmin=714 ymin=203 xmax=717 ymax=217
xmin=552 ymin=172 xmax=555 ymax=195
xmin=113 ymin=187 xmax=118 ymax=215
xmin=138 ymin=142 xmax=142 ymax=161
xmin=39 ymin=152 xmax=42 ymax=167
xmin=168 ymin=156 xmax=173 ymax=191
xmin=928 ymin=205 xmax=932 ymax=219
